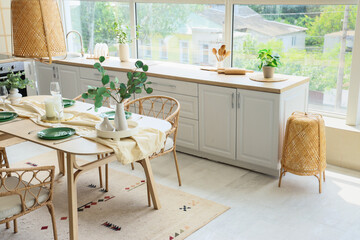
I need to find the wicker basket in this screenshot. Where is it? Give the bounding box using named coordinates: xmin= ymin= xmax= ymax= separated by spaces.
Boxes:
xmin=11 ymin=0 xmax=66 ymax=64
xmin=278 ymin=112 xmax=326 ymax=193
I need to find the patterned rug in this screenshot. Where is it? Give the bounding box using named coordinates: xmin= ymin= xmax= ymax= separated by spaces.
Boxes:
xmin=0 ymin=151 xmax=229 ymax=240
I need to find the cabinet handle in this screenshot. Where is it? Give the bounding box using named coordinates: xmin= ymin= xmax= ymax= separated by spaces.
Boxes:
xmin=237 ymin=92 xmax=240 ymax=108
xmin=232 ymin=93 xmax=234 ymax=108
xmin=56 ymin=67 xmax=60 ymax=80
xmin=53 ymin=66 xmax=57 ymax=79
xmin=151 ymin=82 xmax=176 ymax=89
xmin=94 ymin=73 xmax=116 ymax=79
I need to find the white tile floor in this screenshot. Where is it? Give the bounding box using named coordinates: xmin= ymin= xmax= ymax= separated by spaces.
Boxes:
xmin=7 ymin=141 xmax=360 ymax=240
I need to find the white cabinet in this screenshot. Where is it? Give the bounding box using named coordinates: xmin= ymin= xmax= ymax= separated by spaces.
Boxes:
xmin=177 ymin=117 xmax=199 ymax=150
xmin=236 ymin=89 xmax=280 ymax=169
xmin=199 ymin=85 xmax=236 ymax=160
xmin=57 ymin=65 xmax=79 ymax=99
xmin=36 ymin=62 xmax=54 ymax=95
xmin=36 ymin=63 xmax=80 ymax=99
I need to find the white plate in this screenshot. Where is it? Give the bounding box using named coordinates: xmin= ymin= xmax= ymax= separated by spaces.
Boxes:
xmin=95 ymin=120 xmax=138 ymax=141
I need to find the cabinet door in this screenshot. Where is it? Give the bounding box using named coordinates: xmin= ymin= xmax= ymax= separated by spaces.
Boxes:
xmin=177 ymin=117 xmax=199 ymax=150
xmin=199 ymin=85 xmax=236 ymax=160
xmin=57 ymin=65 xmax=80 ymax=99
xmin=236 ymin=89 xmax=280 ymax=169
xmin=36 ymin=62 xmax=55 ymax=95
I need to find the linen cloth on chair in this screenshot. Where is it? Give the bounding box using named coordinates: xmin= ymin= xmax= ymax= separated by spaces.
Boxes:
xmin=0 ymin=99 xmax=166 ymax=165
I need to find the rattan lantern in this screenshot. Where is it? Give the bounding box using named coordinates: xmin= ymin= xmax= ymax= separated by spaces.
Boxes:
xmin=278 ymin=112 xmax=326 ymax=193
xmin=11 ymin=0 xmax=66 ymax=64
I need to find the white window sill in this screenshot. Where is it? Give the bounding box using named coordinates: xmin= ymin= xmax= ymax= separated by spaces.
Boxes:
xmin=323 ymin=116 xmax=360 ymax=133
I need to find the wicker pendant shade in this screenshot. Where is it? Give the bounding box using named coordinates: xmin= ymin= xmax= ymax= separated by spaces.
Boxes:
xmin=11 ymin=0 xmax=66 ymax=64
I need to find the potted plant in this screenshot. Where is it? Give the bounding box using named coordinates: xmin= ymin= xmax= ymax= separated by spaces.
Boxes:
xmin=111 ymin=21 xmax=140 ymax=62
xmin=257 ymin=49 xmax=281 ymax=78
xmin=82 ymin=56 xmax=153 ymax=131
xmin=0 ymin=70 xmax=33 ymax=104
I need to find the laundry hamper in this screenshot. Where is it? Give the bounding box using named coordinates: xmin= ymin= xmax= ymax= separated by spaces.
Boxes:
xmin=278 ymin=112 xmax=326 ymax=193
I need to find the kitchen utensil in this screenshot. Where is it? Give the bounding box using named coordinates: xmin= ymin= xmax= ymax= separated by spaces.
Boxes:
xmin=212 ymin=48 xmax=219 ymax=61
xmin=217 ymin=68 xmax=254 ymax=75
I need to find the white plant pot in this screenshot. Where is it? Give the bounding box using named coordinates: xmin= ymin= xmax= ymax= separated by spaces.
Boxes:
xmin=262 ymin=66 xmax=275 ymax=78
xmin=9 ymin=88 xmax=22 ymax=105
xmin=114 ymin=102 xmax=128 ymax=131
xmin=119 ymin=43 xmax=130 ymax=62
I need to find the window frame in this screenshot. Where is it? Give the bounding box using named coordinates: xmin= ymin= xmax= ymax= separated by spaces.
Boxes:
xmin=59 ymin=0 xmax=360 ymax=125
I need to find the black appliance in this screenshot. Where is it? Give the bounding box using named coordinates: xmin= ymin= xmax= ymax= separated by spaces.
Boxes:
xmin=0 ymin=61 xmax=27 ymax=97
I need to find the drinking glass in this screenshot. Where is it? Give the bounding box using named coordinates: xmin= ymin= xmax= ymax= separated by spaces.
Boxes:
xmin=0 ymin=86 xmax=8 ymax=105
xmin=53 ymin=95 xmax=64 ymax=127
xmin=50 ymin=82 xmax=61 ymax=96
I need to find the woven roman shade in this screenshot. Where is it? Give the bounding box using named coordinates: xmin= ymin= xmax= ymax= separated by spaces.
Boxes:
xmin=11 ymin=0 xmax=66 ymax=64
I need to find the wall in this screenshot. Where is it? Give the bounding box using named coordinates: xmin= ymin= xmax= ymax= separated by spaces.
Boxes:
xmin=0 ymin=0 xmax=11 ymax=56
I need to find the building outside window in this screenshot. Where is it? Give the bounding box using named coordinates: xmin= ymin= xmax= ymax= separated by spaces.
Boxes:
xmin=180 ymin=41 xmax=189 ymax=63
xmin=159 ymin=39 xmax=168 ymax=59
xmin=232 ymin=5 xmax=357 ymax=115
xmin=202 ymin=43 xmax=209 ymax=64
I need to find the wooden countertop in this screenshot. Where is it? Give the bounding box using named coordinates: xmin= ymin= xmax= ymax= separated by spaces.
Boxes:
xmin=12 ymin=56 xmax=308 ymax=94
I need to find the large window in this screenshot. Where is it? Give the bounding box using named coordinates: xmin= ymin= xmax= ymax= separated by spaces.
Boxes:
xmin=63 ymin=1 xmax=130 ymax=57
xmin=232 ymin=5 xmax=357 ymax=114
xmin=136 ymin=3 xmax=225 ymax=65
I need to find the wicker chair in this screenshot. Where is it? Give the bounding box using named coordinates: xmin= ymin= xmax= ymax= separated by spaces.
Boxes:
xmin=125 ymin=95 xmax=182 ymax=186
xmin=0 ymin=147 xmax=57 ymax=239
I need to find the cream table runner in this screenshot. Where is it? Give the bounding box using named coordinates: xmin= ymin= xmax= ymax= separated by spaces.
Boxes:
xmin=0 ymin=99 xmax=166 ymax=165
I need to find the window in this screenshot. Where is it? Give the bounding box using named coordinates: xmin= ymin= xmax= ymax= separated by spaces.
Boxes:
xmin=180 ymin=41 xmax=189 ymax=63
xmin=159 ymin=39 xmax=168 ymax=59
xmin=232 ymin=5 xmax=357 ymax=114
xmin=0 ymin=0 xmax=11 ymax=57
xmin=63 ymin=1 xmax=130 ymax=57
xmin=202 ymin=44 xmax=209 ymax=64
xmin=136 ymin=3 xmax=225 ymax=65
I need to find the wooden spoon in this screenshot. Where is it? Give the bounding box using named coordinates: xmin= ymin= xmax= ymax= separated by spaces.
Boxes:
xmin=212 ymin=48 xmax=219 ymax=61
xmin=224 ymin=50 xmax=231 ymax=60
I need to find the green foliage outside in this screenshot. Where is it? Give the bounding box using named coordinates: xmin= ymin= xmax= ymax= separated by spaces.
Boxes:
xmin=234 ymin=5 xmax=357 ymax=92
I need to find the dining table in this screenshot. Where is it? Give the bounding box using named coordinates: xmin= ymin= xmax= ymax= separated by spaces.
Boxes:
xmin=0 ymin=95 xmax=171 ymax=240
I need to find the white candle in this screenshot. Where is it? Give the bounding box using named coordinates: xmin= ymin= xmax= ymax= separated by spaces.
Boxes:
xmin=45 ymin=98 xmax=56 ymax=119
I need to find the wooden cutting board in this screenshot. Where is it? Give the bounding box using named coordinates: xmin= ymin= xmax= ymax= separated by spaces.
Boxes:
xmin=200 ymin=67 xmax=254 ymax=75
xmin=249 ymin=74 xmax=288 ymax=82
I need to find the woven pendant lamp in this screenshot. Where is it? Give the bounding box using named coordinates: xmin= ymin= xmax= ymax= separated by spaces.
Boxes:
xmin=11 ymin=0 xmax=66 ymax=64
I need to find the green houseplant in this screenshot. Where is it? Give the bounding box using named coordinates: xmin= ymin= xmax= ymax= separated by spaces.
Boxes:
xmin=0 ymin=70 xmax=33 ymax=104
xmin=82 ymin=56 xmax=153 ymax=131
xmin=111 ymin=21 xmax=140 ymax=62
xmin=257 ymin=49 xmax=281 ymax=78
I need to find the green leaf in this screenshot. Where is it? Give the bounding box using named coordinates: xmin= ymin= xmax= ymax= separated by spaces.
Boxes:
xmin=82 ymin=93 xmax=89 ymax=99
xmin=135 ymin=60 xmax=143 ymax=68
xmin=120 ymin=83 xmax=126 ymax=89
xmin=97 ymin=87 xmax=107 ymax=95
xmin=99 ymin=56 xmax=105 ymax=63
xmin=97 ymin=66 xmax=105 ymax=73
xmin=114 ymin=77 xmax=119 ymax=84
xmin=135 ymin=88 xmax=142 ymax=94
xmin=142 ymin=65 xmax=149 ymax=72
xmin=127 ymin=72 xmax=133 ymax=80
xmin=124 ymin=93 xmax=131 ymax=99
xmin=88 ymin=88 xmax=97 ymax=95
xmin=134 ymin=72 xmax=141 ymax=77
xmin=140 ymin=72 xmax=146 ymax=79
xmin=95 ymin=95 xmax=103 ymax=108
xmin=94 ymin=63 xmax=101 ymax=69
xmin=103 ymin=92 xmax=111 ymax=97
xmin=110 ymin=81 xmax=116 ymax=90
xmin=102 ymin=75 xmax=110 ymax=85
xmin=146 ymin=88 xmax=153 ymax=94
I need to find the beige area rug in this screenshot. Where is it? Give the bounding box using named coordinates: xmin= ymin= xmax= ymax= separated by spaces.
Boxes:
xmin=0 ymin=151 xmax=229 ymax=240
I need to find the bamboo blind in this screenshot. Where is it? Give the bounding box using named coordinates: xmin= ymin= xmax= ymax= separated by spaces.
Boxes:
xmin=0 ymin=0 xmax=11 ymax=56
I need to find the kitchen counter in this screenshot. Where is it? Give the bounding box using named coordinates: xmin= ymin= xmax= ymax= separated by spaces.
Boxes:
xmin=53 ymin=57 xmax=309 ymax=94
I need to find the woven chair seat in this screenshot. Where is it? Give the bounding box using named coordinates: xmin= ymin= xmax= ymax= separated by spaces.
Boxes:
xmin=0 ymin=176 xmax=50 ymax=220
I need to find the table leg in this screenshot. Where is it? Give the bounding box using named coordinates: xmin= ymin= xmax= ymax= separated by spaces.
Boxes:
xmin=141 ymin=157 xmax=161 ymax=210
xmin=57 ymin=150 xmax=65 ymax=175
xmin=66 ymin=153 xmax=79 ymax=240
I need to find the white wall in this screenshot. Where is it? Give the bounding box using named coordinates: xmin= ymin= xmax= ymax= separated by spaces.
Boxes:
xmin=0 ymin=0 xmax=11 ymax=56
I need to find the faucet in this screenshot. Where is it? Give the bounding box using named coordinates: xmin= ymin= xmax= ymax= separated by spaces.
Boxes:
xmin=66 ymin=30 xmax=85 ymax=57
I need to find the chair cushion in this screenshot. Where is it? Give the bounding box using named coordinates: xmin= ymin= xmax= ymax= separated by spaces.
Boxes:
xmin=0 ymin=176 xmax=50 ymax=220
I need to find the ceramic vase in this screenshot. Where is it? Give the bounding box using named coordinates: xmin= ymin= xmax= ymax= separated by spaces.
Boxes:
xmin=99 ymin=117 xmax=115 ymax=131
xmin=262 ymin=66 xmax=275 ymax=78
xmin=9 ymin=88 xmax=22 ymax=105
xmin=119 ymin=43 xmax=130 ymax=62
xmin=114 ymin=102 xmax=128 ymax=131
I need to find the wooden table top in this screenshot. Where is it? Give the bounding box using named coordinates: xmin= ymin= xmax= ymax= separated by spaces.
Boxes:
xmin=0 ymin=96 xmax=171 ymax=155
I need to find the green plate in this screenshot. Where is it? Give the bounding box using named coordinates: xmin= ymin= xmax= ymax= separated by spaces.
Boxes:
xmin=100 ymin=111 xmax=132 ymax=120
xmin=37 ymin=127 xmax=76 ymax=140
xmin=63 ymin=99 xmax=75 ymax=108
xmin=0 ymin=112 xmax=18 ymax=122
